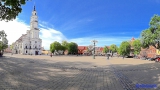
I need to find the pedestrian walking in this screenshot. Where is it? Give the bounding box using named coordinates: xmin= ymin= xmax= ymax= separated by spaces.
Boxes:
xmin=107 ymin=54 xmax=109 ymax=60
xmin=50 ymin=53 xmax=52 ymax=57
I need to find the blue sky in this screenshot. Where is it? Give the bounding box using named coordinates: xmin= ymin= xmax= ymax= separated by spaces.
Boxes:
xmin=1 ymin=0 xmax=160 ymax=50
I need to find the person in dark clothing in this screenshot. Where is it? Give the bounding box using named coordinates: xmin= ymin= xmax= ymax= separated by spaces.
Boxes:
xmin=107 ymin=54 xmax=109 ymax=60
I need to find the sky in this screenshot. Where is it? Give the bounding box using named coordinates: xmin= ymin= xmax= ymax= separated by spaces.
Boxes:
xmin=1 ymin=0 xmax=160 ymax=50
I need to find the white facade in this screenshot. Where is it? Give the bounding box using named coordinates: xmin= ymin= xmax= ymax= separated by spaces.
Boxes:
xmin=12 ymin=6 xmax=42 ymax=55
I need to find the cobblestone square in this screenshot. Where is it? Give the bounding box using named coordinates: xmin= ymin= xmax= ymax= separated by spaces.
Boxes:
xmin=0 ymin=54 xmax=160 ymax=90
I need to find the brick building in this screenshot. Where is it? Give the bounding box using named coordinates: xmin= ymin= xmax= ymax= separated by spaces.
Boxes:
xmin=4 ymin=45 xmax=12 ymax=53
xmin=78 ymin=46 xmax=87 ymax=55
xmin=140 ymin=46 xmax=157 ymax=58
xmin=78 ymin=46 xmax=104 ymax=55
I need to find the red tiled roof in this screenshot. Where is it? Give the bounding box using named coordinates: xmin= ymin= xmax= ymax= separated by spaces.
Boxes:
xmin=131 ymin=37 xmax=135 ymax=40
xmin=78 ymin=46 xmax=87 ymax=50
xmin=100 ymin=47 xmax=103 ymax=51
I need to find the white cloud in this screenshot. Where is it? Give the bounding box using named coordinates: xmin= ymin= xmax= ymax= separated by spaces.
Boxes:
xmin=0 ymin=18 xmax=134 ymax=50
xmin=0 ymin=18 xmax=30 ymax=44
xmin=69 ymin=37 xmax=133 ymax=47
xmin=0 ymin=19 xmax=66 ymax=50
xmin=39 ymin=28 xmax=67 ymax=50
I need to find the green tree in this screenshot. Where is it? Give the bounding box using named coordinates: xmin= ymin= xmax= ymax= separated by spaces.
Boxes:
xmin=119 ymin=41 xmax=131 ymax=58
xmin=0 ymin=30 xmax=8 ymax=56
xmin=140 ymin=15 xmax=160 ymax=49
xmin=0 ymin=41 xmax=8 ymax=56
xmin=0 ymin=42 xmax=8 ymax=49
xmin=10 ymin=43 xmax=14 ymax=50
xmin=110 ymin=44 xmax=118 ymax=53
xmin=117 ymin=47 xmax=120 ymax=54
xmin=61 ymin=40 xmax=68 ymax=50
xmin=132 ymin=39 xmax=142 ymax=55
xmin=0 ymin=0 xmax=30 ymax=21
xmin=50 ymin=41 xmax=62 ymax=53
xmin=103 ymin=46 xmax=109 ymax=53
xmin=67 ymin=42 xmax=78 ymax=54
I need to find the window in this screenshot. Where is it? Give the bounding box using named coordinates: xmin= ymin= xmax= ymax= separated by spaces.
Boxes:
xmin=25 ymin=46 xmax=27 ymax=49
xmin=35 ymin=41 xmax=37 ymax=43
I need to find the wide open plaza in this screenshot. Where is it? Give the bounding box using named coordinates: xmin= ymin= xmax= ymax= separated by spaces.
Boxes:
xmin=0 ymin=54 xmax=160 ymax=90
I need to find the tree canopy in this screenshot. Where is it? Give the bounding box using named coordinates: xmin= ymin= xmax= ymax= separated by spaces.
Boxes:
xmin=67 ymin=42 xmax=78 ymax=54
xmin=140 ymin=15 xmax=160 ymax=49
xmin=61 ymin=40 xmax=68 ymax=50
xmin=50 ymin=41 xmax=62 ymax=53
xmin=132 ymin=39 xmax=141 ymax=55
xmin=119 ymin=41 xmax=131 ymax=56
xmin=10 ymin=43 xmax=14 ymax=50
xmin=0 ymin=41 xmax=8 ymax=50
xmin=109 ymin=44 xmax=118 ymax=53
xmin=0 ymin=0 xmax=30 ymax=21
xmin=103 ymin=46 xmax=109 ymax=53
xmin=0 ymin=30 xmax=8 ymax=50
xmin=50 ymin=41 xmax=78 ymax=54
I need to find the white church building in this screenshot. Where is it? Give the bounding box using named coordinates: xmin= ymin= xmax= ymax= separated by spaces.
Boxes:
xmin=12 ymin=6 xmax=42 ymax=55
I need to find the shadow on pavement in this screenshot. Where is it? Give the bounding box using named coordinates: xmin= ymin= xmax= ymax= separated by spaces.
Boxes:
xmin=0 ymin=55 xmax=160 ymax=90
xmin=0 ymin=56 xmax=119 ymax=90
xmin=109 ymin=61 xmax=160 ymax=89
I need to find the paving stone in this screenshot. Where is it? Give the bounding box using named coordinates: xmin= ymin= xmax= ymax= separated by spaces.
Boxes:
xmin=1 ymin=54 xmax=160 ymax=90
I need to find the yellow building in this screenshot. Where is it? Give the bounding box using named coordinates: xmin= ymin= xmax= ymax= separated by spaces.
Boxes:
xmin=41 ymin=50 xmax=51 ymax=55
xmin=156 ymin=49 xmax=160 ymax=55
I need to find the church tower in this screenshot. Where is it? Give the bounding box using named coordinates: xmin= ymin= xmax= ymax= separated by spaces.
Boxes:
xmin=30 ymin=6 xmax=39 ymax=38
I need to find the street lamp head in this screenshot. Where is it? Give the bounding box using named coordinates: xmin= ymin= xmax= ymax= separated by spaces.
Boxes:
xmin=91 ymin=40 xmax=98 ymax=43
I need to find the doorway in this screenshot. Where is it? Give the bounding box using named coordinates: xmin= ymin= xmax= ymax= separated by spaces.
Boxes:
xmin=35 ymin=51 xmax=38 ymax=55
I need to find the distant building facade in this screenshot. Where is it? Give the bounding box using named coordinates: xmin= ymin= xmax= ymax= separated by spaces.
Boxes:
xmin=4 ymin=45 xmax=12 ymax=53
xmin=78 ymin=46 xmax=87 ymax=54
xmin=140 ymin=46 xmax=157 ymax=58
xmin=12 ymin=6 xmax=42 ymax=55
xmin=78 ymin=46 xmax=104 ymax=55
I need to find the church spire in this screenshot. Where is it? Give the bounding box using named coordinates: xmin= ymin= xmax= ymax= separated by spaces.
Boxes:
xmin=34 ymin=5 xmax=36 ymax=11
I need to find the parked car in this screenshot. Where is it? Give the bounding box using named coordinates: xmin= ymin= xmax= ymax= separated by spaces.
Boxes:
xmin=148 ymin=57 xmax=158 ymax=61
xmin=141 ymin=57 xmax=148 ymax=60
xmin=140 ymin=56 xmax=149 ymax=60
xmin=134 ymin=56 xmax=140 ymax=59
xmin=126 ymin=56 xmax=133 ymax=58
xmin=155 ymin=57 xmax=160 ymax=62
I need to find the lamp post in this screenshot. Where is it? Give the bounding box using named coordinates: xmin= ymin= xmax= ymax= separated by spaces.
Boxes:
xmin=91 ymin=40 xmax=98 ymax=59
